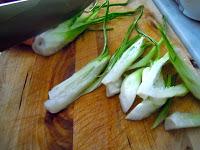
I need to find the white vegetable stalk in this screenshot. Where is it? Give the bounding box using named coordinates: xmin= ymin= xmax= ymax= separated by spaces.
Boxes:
xmin=160 ymin=28 xmax=200 ymax=99
xmin=106 ymin=79 xmax=122 ymax=97
xmin=102 ymin=37 xmax=145 ymax=97
xmin=137 ymin=53 xmax=188 ymax=99
xmin=49 ymin=61 xmax=97 ymax=99
xmin=126 ymin=72 xmax=167 ymax=120
xmin=102 ymin=37 xmax=144 ymax=85
xmin=137 ymin=53 xmax=169 ymax=99
xmin=119 ymin=68 xmax=143 ymax=113
xmin=142 ymin=84 xmax=188 ymax=99
xmin=165 ymin=112 xmax=200 ymax=130
xmin=44 ymin=56 xmax=110 ymax=113
xmin=32 ymin=12 xmax=93 ymax=56
xmin=126 ymin=99 xmax=162 ymax=120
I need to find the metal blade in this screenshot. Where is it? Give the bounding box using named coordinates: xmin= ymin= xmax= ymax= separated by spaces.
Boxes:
xmin=153 ymin=0 xmax=200 ymax=68
xmin=0 ymin=0 xmax=94 ymax=51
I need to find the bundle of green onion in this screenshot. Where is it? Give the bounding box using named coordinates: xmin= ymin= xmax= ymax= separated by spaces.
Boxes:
xmin=44 ymin=0 xmax=111 ymax=113
xmin=43 ymin=0 xmax=200 ymax=131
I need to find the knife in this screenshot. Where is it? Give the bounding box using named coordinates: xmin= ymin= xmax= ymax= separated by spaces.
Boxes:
xmin=153 ymin=0 xmax=200 ymax=68
xmin=0 ymin=0 xmax=94 ymax=51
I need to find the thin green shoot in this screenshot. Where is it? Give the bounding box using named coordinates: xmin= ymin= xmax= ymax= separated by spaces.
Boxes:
xmin=152 ymin=74 xmax=177 ymax=129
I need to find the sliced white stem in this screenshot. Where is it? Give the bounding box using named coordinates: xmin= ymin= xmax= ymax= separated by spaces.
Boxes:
xmin=137 ymin=54 xmax=171 ymax=100
xmin=143 ymin=84 xmax=188 ymax=99
xmin=127 ymin=72 xmax=167 ymax=120
xmin=165 ymin=112 xmax=200 ymax=130
xmin=102 ymin=37 xmax=144 ymax=85
xmin=106 ymin=79 xmax=122 ymax=97
xmin=49 ymin=61 xmax=96 ymax=99
xmin=126 ymin=99 xmax=163 ymax=120
xmin=32 ymin=11 xmax=93 ymax=56
xmin=32 ymin=17 xmax=74 ymax=56
xmin=44 ymin=56 xmax=109 ymax=113
xmin=119 ymin=68 xmax=143 ymax=113
xmin=137 ymin=53 xmax=169 ymax=99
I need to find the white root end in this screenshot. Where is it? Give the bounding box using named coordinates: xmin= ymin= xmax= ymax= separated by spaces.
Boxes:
xmin=32 ymin=32 xmax=65 ymax=56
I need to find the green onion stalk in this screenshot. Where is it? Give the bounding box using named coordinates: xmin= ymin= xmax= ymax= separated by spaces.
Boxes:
xmin=159 ymin=26 xmax=200 ymax=100
xmin=152 ymin=75 xmax=176 ymax=129
xmin=101 ymin=6 xmax=149 ymax=97
xmin=45 ymin=0 xmax=111 ymax=113
xmin=32 ymin=1 xmax=138 ymax=56
xmin=165 ymin=112 xmax=200 ymax=130
xmin=126 ymin=53 xmax=188 ymax=120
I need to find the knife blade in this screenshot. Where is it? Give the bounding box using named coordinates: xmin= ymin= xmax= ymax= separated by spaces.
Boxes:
xmin=0 ymin=0 xmax=94 ymax=51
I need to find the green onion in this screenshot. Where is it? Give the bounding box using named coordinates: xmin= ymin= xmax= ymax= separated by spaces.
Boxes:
xmin=45 ymin=56 xmax=110 ymax=113
xmin=151 ymin=75 xmax=177 ymax=129
xmin=165 ymin=112 xmax=200 ymax=130
xmin=102 ymin=37 xmax=145 ymax=97
xmin=119 ymin=68 xmax=143 ymax=113
xmin=126 ymin=98 xmax=163 ymax=120
xmin=99 ymin=5 xmax=145 ymax=97
xmin=128 ymin=38 xmax=164 ymax=70
xmin=45 ymin=0 xmax=110 ymax=113
xmin=137 ymin=53 xmax=188 ymax=99
xmin=152 ymin=98 xmax=172 ymax=128
xmin=137 ymin=53 xmax=169 ymax=99
xmin=159 ymin=26 xmax=200 ymax=100
xmin=126 ymin=72 xmax=167 ymax=120
xmin=77 ymin=5 xmax=145 ymax=97
xmin=32 ymin=2 xmax=138 ymax=56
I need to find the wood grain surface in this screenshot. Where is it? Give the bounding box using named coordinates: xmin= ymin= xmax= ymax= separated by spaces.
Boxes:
xmin=1 ymin=0 xmax=200 ymax=150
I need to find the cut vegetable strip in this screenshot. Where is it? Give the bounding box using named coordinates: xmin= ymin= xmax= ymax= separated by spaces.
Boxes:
xmin=159 ymin=26 xmax=200 ymax=100
xmin=106 ymin=79 xmax=122 ymax=97
xmin=165 ymin=112 xmax=200 ymax=130
xmin=45 ymin=56 xmax=110 ymax=113
xmin=152 ymin=75 xmax=176 ymax=129
xmin=143 ymin=84 xmax=188 ymax=99
xmin=33 ymin=3 xmax=139 ymax=56
xmin=49 ymin=61 xmax=97 ymax=99
xmin=137 ymin=53 xmax=169 ymax=99
xmin=102 ymin=37 xmax=145 ymax=85
xmin=126 ymin=99 xmax=161 ymax=120
xmin=44 ymin=0 xmax=111 ymax=113
xmin=126 ymin=72 xmax=167 ymax=120
xmin=119 ymin=68 xmax=143 ymax=113
xmin=128 ymin=38 xmax=164 ymax=70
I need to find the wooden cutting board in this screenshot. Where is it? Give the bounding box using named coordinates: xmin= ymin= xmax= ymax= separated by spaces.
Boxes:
xmin=1 ymin=0 xmax=200 ymax=149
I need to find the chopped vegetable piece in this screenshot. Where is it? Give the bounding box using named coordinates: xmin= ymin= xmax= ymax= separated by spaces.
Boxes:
xmin=44 ymin=0 xmax=111 ymax=113
xmin=45 ymin=56 xmax=110 ymax=113
xmin=152 ymin=98 xmax=172 ymax=129
xmin=126 ymin=99 xmax=161 ymax=120
xmin=165 ymin=112 xmax=200 ymax=130
xmin=102 ymin=37 xmax=145 ymax=85
xmin=119 ymin=68 xmax=143 ymax=113
xmin=159 ymin=26 xmax=200 ymax=100
xmin=152 ymin=75 xmax=176 ymax=129
xmin=126 ymin=72 xmax=167 ymax=120
xmin=106 ymin=79 xmax=122 ymax=97
xmin=83 ymin=5 xmax=145 ymax=97
xmin=137 ymin=53 xmax=169 ymax=99
xmin=128 ymin=38 xmax=164 ymax=70
xmin=143 ymin=84 xmax=188 ymax=99
xmin=32 ymin=2 xmax=139 ymax=56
